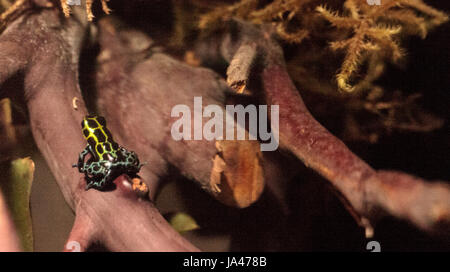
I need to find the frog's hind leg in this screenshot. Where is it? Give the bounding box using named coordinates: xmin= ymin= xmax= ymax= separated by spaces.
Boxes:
xmin=85 ymin=168 xmax=112 ymax=191
xmin=118 ymin=148 xmax=144 ymax=171
xmin=84 ymin=161 xmax=108 ymax=190
xmin=85 ymin=176 xmax=107 ymax=190
xmin=85 ymin=177 xmax=97 ymax=190
xmin=85 ymin=179 xmax=103 ymax=190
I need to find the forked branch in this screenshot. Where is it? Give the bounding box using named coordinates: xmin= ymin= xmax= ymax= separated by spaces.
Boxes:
xmin=195 ymin=19 xmax=450 ymax=237
xmin=0 ymin=3 xmax=198 ymax=251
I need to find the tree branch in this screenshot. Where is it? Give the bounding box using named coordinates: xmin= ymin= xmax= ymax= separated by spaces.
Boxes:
xmin=195 ymin=19 xmax=450 ymax=237
xmin=94 ymin=17 xmax=266 ymax=208
xmin=0 ymin=3 xmax=198 ymax=251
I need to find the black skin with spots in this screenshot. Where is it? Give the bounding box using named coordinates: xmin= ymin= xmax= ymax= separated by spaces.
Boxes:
xmin=73 ymin=115 xmax=144 ymax=190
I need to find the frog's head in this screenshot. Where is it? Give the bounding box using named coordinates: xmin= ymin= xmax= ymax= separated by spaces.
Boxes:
xmin=81 ymin=115 xmax=107 ymax=139
xmin=81 ymin=115 xmax=106 ymax=129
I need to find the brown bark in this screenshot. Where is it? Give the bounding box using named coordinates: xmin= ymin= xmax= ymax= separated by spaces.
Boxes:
xmin=0 ymin=2 xmax=448 ymax=251
xmin=0 ymin=4 xmax=198 ymax=251
xmin=94 ymin=17 xmax=265 ymax=207
xmin=195 ymin=19 xmax=450 ymax=237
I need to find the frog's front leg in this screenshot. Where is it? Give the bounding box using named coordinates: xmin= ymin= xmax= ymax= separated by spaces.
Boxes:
xmin=73 ymin=144 xmax=90 ymax=172
xmin=85 ymin=172 xmax=110 ymax=190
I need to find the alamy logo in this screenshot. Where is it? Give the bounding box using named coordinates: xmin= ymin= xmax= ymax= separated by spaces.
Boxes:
xmin=367 ymin=0 xmax=381 ymax=5
xmin=65 ymin=241 xmax=81 ymax=252
xmin=67 ymin=0 xmax=81 ymax=6
xmin=366 ymin=241 xmax=381 ymax=252
xmin=171 ymin=97 xmax=279 ymax=151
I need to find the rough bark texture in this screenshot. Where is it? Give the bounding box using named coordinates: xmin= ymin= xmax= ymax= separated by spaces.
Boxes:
xmin=0 ymin=3 xmax=198 ymax=251
xmin=195 ymin=19 xmax=450 ymax=237
xmin=94 ymin=18 xmax=265 ymax=207
xmin=0 ymin=1 xmax=448 ymax=251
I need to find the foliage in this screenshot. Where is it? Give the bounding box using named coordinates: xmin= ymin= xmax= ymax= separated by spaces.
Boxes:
xmin=200 ymin=0 xmax=448 ymax=93
xmin=60 ymin=0 xmax=111 ymax=21
xmin=0 ymin=0 xmax=22 ymax=32
xmin=0 ymin=158 xmax=34 ymax=251
xmin=197 ymin=0 xmax=447 ymax=141
xmin=316 ymin=0 xmax=448 ymax=92
xmin=0 ymin=0 xmax=111 ymax=27
xmin=0 ymin=0 xmax=13 ymax=13
xmin=168 ymin=212 xmax=200 ymax=234
xmin=0 ymin=98 xmax=34 ymax=251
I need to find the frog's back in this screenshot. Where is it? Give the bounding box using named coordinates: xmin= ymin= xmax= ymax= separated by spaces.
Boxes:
xmin=81 ymin=115 xmax=119 ymax=161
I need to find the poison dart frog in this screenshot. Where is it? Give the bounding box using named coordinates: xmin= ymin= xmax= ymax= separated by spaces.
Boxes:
xmin=73 ymin=115 xmax=143 ymax=190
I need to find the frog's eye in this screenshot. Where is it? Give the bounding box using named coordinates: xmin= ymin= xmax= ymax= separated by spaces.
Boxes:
xmin=97 ymin=116 xmax=107 ymax=127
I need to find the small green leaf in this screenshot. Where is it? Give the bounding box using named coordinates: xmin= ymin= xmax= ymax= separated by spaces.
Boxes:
xmin=0 ymin=98 xmax=17 ymax=146
xmin=169 ymin=212 xmax=200 ymax=233
xmin=3 ymin=157 xmax=34 ymax=251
